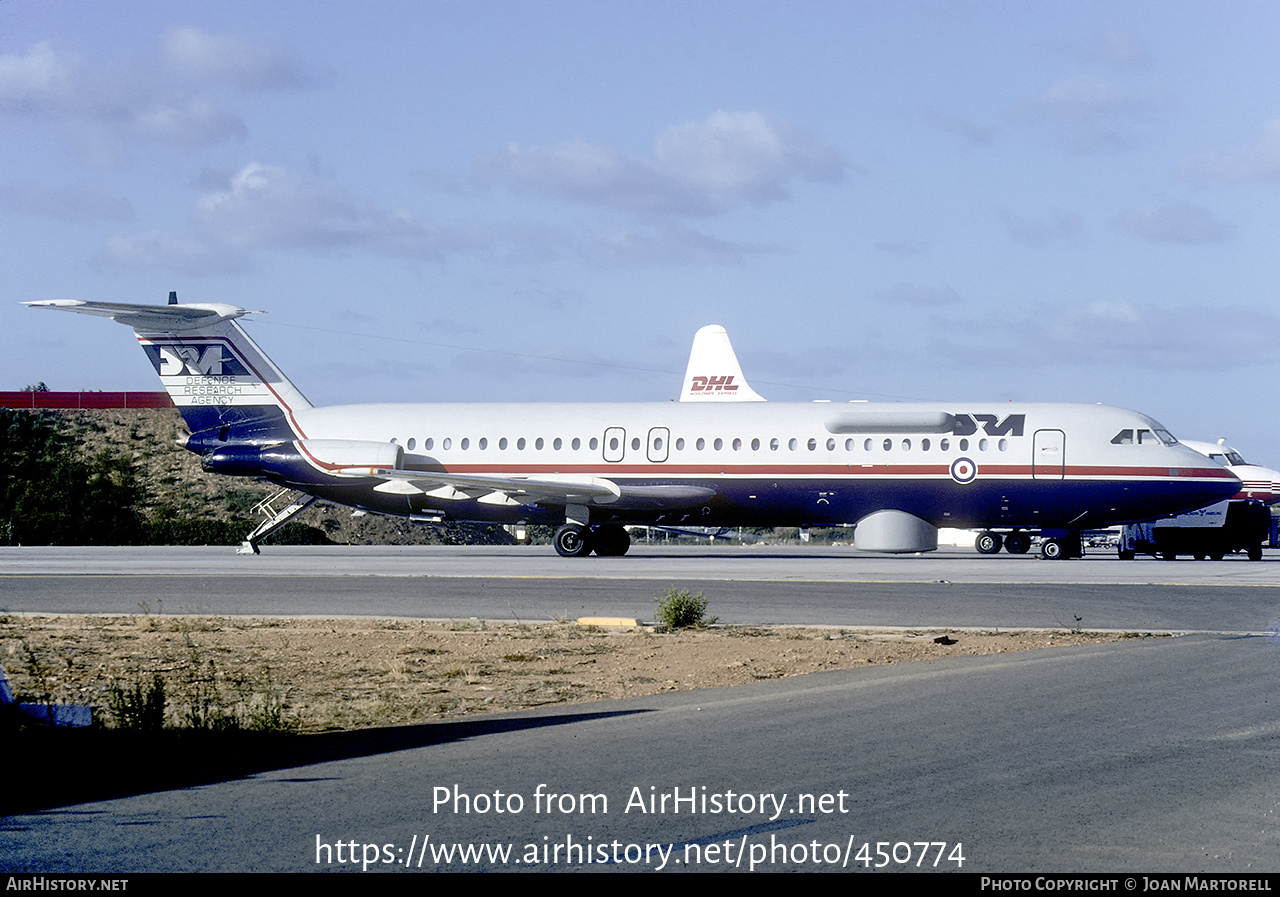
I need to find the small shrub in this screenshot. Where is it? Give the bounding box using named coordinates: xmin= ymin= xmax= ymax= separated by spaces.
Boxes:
xmin=107 ymin=674 xmax=166 ymax=731
xmin=654 ymin=588 xmax=714 ymax=630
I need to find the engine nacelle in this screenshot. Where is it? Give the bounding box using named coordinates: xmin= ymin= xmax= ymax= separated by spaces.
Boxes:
xmin=203 ymin=439 xmax=404 ymax=478
xmin=853 ymin=510 xmax=938 ymax=553
xmin=293 ymin=439 xmax=405 ymax=473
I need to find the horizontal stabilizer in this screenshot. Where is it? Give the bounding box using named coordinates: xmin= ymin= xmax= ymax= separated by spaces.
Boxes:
xmin=25 ymin=299 xmax=256 ymax=332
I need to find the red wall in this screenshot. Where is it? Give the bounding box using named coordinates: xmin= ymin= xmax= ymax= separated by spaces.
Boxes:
xmin=0 ymin=391 xmax=173 ymax=409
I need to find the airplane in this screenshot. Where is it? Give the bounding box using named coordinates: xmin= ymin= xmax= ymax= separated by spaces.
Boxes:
xmin=26 ymin=296 xmax=1241 ymax=559
xmin=1182 ymin=438 xmax=1280 ymax=505
xmin=1116 ymin=437 xmax=1280 ymax=562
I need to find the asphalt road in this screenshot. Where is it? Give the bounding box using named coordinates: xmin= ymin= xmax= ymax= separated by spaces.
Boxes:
xmin=3 ymin=545 xmax=1279 ymax=873
xmin=4 ymin=545 xmax=1280 ymax=633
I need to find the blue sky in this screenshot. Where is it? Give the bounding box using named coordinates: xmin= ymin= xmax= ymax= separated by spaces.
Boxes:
xmin=5 ymin=1 xmax=1280 ymax=460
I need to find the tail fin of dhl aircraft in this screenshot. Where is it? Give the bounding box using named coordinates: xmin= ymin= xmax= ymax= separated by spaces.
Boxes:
xmin=678 ymin=324 xmax=766 ymax=402
xmin=25 ymin=297 xmax=311 ymax=448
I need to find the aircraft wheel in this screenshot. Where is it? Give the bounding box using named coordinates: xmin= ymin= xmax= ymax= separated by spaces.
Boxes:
xmin=553 ymin=524 xmax=592 ymax=558
xmin=592 ymin=524 xmax=631 ymax=557
xmin=1161 ymin=550 xmax=1177 ymax=561
xmin=1193 ymin=553 xmax=1206 ymax=561
xmin=1118 ymin=548 xmax=1136 ymax=561
xmin=1005 ymin=532 xmax=1031 ymax=554
xmin=975 ymin=531 xmax=1002 ymax=554
xmin=1040 ymin=538 xmax=1064 ymax=560
xmin=1210 ymin=552 xmax=1225 ymax=561
xmin=1249 ymin=545 xmax=1263 ymax=561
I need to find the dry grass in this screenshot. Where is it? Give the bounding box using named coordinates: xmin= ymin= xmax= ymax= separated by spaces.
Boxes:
xmin=0 ymin=614 xmax=1141 ymax=733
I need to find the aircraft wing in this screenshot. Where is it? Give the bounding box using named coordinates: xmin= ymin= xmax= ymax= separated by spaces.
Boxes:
xmin=366 ymin=469 xmax=715 ymax=509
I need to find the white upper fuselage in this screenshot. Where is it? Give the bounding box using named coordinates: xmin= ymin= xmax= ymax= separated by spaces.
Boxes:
xmin=282 ymin=398 xmax=1231 ymax=531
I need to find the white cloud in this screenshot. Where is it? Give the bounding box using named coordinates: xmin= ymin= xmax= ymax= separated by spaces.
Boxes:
xmin=161 ymin=27 xmax=319 ymax=91
xmin=476 ymin=110 xmax=844 ymax=216
xmin=103 ymin=230 xmax=247 ymax=276
xmin=1002 ymin=209 xmax=1082 ymax=247
xmin=105 ymin=163 xmax=488 ymax=274
xmin=1114 ymin=203 xmax=1236 ymax=244
xmin=134 ymin=98 xmax=246 ymax=145
xmin=0 ymin=40 xmax=246 ymax=146
xmin=193 ymin=163 xmax=463 ymax=257
xmin=0 ymin=42 xmax=93 ymax=117
xmin=928 ymin=300 xmax=1276 ymax=372
xmin=879 ymin=283 xmax=962 ymax=307
xmin=1048 ymin=25 xmax=1152 ymax=73
xmin=0 ymin=184 xmax=132 ymax=222
xmin=1181 ymin=119 xmax=1280 ymax=181
xmin=1023 ymin=76 xmax=1154 ymax=154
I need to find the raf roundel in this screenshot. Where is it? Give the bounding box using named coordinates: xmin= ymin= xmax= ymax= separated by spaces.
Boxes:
xmin=950 ymin=457 xmax=978 ymax=485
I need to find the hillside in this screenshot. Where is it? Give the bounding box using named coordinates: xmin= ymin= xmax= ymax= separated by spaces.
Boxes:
xmin=12 ymin=407 xmax=515 ymax=546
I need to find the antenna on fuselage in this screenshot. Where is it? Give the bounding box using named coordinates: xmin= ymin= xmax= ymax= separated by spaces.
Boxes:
xmin=168 ymin=291 xmax=178 ymax=305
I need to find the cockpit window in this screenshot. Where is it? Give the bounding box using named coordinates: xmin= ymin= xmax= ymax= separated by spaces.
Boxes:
xmin=1228 ymin=452 xmax=1247 ymax=465
xmin=1112 ymin=427 xmax=1179 ymax=446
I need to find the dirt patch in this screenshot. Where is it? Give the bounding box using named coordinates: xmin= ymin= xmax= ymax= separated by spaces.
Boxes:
xmin=1 ymin=614 xmax=1149 ymax=733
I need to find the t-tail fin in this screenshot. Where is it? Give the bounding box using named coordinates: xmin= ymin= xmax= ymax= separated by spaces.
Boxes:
xmin=679 ymin=324 xmax=766 ymax=402
xmin=26 ymin=299 xmax=312 ymax=447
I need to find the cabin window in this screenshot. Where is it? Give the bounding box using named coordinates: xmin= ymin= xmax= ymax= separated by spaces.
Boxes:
xmin=998 ymin=439 xmax=1008 ymax=451
xmin=675 ymin=437 xmax=685 ymax=451
xmin=959 ymin=438 xmax=969 ymax=451
xmin=921 ymin=438 xmax=930 ymax=451
xmin=590 ymin=437 xmax=599 ymax=450
xmin=425 ymin=438 xmax=434 ymax=450
xmin=939 ymin=438 xmax=949 ymax=451
xmin=631 ymin=437 xmax=641 ymax=450
xmin=519 ymin=437 xmax=527 ymax=450
xmin=770 ymin=438 xmax=779 ymax=451
xmin=609 ymin=436 xmax=620 ymax=452
xmin=845 ymin=438 xmax=854 ymax=451
xmin=902 ymin=438 xmax=912 ymax=451
xmin=733 ymin=438 xmax=743 ymax=451
xmin=714 ymin=438 xmax=724 ymax=451
xmin=498 ymin=437 xmax=508 ymax=450
xmin=751 ymin=437 xmax=761 ymax=451
xmin=571 ymin=437 xmax=580 ymax=450
xmin=826 ymin=438 xmax=835 ymax=451
xmin=407 ymin=438 xmax=416 ymax=451
xmin=478 ymin=438 xmax=487 ymax=450
xmin=696 ymin=437 xmax=706 ymax=451
xmin=882 ymin=438 xmax=892 ymax=451
xmin=978 ymin=438 xmax=988 ymax=451
xmin=864 ymin=438 xmax=873 ymax=451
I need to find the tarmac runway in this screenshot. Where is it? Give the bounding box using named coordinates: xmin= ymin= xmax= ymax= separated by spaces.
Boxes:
xmin=3 ymin=545 xmax=1280 ymax=873
xmin=3 ymin=544 xmax=1280 ymax=632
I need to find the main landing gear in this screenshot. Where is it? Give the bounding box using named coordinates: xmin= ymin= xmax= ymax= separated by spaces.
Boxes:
xmin=974 ymin=529 xmax=1079 ymax=559
xmin=975 ymin=530 xmax=1032 ymax=556
xmin=1038 ymin=532 xmax=1083 ymax=560
xmin=553 ymin=523 xmax=631 ymax=557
